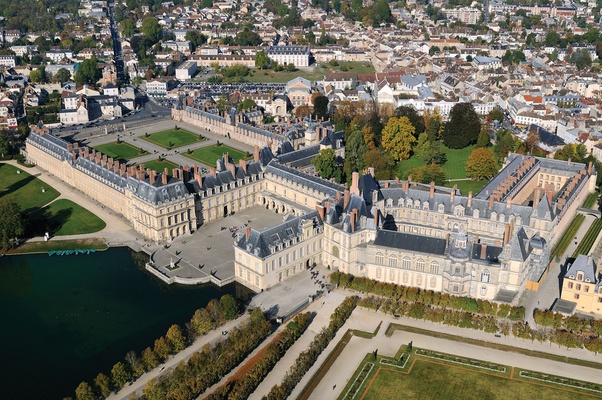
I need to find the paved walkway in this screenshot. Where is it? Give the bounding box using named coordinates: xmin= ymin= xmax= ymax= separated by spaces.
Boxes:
xmin=108 ymin=314 xmax=250 ymax=400
xmin=305 ymin=304 xmax=602 ymax=400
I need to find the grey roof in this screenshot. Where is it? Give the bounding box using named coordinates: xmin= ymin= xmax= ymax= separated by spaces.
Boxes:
xmin=276 ymin=144 xmax=319 ymax=167
xmin=128 ymin=175 xmax=190 ymax=205
xmin=373 ymin=229 xmax=447 ymax=255
xmin=534 ymin=194 xmax=554 ymax=220
xmin=472 ymin=243 xmax=503 ymax=263
xmin=75 ymin=157 xmax=128 ymax=191
xmin=26 ymin=130 xmax=73 ymax=162
xmin=236 ymin=211 xmax=322 ymax=258
xmin=186 ymin=105 xmax=226 ymax=123
xmin=265 ymin=161 xmax=346 ymax=198
xmin=475 ymin=154 xmax=536 ymax=200
xmin=192 ymin=160 xmax=263 ymax=193
xmin=565 ymin=254 xmax=598 ymax=284
xmin=506 ymin=227 xmax=531 ymax=261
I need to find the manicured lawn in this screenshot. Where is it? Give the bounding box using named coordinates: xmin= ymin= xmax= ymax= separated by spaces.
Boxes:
xmin=0 ymin=163 xmax=60 ymax=213
xmin=184 ymin=144 xmax=252 ymax=167
xmin=572 ymin=218 xmax=602 ymax=258
xmin=396 ymin=145 xmax=476 ymax=180
xmin=4 ymin=239 xmax=108 ymax=254
xmin=361 ymin=360 xmax=596 ymax=400
xmin=446 ymin=179 xmax=488 ymax=195
xmin=137 ymin=159 xmax=179 ymax=173
xmin=93 ymin=141 xmax=148 ymax=160
xmin=32 ymin=199 xmax=106 ymax=236
xmin=583 ymin=191 xmax=599 ymax=209
xmin=141 ymin=128 xmax=206 ymax=149
xmin=225 ymin=62 xmax=375 ymax=84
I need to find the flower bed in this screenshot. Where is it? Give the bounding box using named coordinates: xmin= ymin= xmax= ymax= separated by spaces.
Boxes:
xmin=342 ymin=362 xmax=374 ymax=400
xmin=415 ymin=349 xmax=506 ymax=373
xmin=519 ymin=370 xmax=602 ymax=394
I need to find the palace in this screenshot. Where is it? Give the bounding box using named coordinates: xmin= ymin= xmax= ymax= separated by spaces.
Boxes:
xmin=25 ymin=106 xmax=596 ymax=304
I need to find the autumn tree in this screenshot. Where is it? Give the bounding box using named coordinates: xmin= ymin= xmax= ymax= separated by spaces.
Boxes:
xmin=191 ymin=308 xmax=214 ymax=335
xmin=166 ymin=324 xmax=186 ymax=353
xmin=381 ymin=116 xmax=416 ymax=162
xmin=110 ymin=361 xmax=130 ymax=389
xmin=75 ymin=381 xmax=95 ymax=400
xmin=423 ymin=108 xmax=443 ymax=142
xmin=363 ymin=148 xmax=395 ymax=180
xmin=93 ymin=373 xmax=111 ymax=398
xmin=407 ymin=164 xmax=446 ymax=185
xmin=141 ymin=347 xmax=159 ymax=370
xmin=153 ymin=336 xmax=171 ymax=360
xmin=206 ymin=298 xmax=224 ymax=326
xmin=443 ymin=103 xmax=481 ymax=149
xmin=487 ymin=108 xmax=504 ymax=123
xmin=294 ymin=105 xmax=312 ymax=119
xmin=466 ymin=148 xmax=498 ymax=180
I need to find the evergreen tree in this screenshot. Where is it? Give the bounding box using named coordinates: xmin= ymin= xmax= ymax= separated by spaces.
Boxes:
xmin=443 ymin=103 xmax=481 ymax=149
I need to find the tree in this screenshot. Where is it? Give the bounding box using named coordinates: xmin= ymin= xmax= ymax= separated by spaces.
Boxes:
xmin=407 ymin=164 xmax=446 ymax=185
xmin=313 ymin=95 xmax=329 ymax=119
xmin=120 ymin=19 xmax=136 ymax=37
xmin=142 ymin=17 xmax=162 ymax=44
xmin=255 ymin=50 xmax=270 ymax=69
xmin=0 ymin=198 xmax=24 ymax=250
xmin=53 ymin=68 xmax=71 ymax=84
xmin=363 ymin=148 xmax=395 ymax=180
xmin=94 ymin=373 xmax=111 ymax=398
xmin=0 ymin=130 xmax=12 ymax=156
xmin=395 ymin=106 xmax=425 ymax=137
xmin=443 ymin=103 xmax=481 ymax=149
xmin=74 ymin=57 xmax=101 ymax=86
xmin=381 ymin=116 xmax=416 ymax=162
xmin=237 ymin=98 xmax=257 ymax=111
xmin=487 ymin=108 xmax=504 ymax=123
xmin=250 ymin=307 xmax=266 ymax=325
xmin=466 ymin=148 xmax=498 ymax=180
xmin=220 ymin=294 xmax=238 ymax=320
xmin=476 ymin=126 xmax=490 ymax=148
xmin=493 ymin=130 xmax=519 ymax=159
xmin=29 ymin=67 xmax=47 ymax=83
xmin=141 ymin=347 xmax=159 ymax=370
xmin=206 ymin=298 xmax=224 ymax=325
xmin=312 ymin=148 xmax=339 ymax=181
xmin=153 ymin=336 xmax=171 ymax=360
xmin=111 ymin=361 xmax=130 ymax=389
xmin=166 ymin=324 xmax=186 ymax=353
xmin=295 ymin=105 xmax=312 ymax=119
xmin=75 ymin=382 xmax=95 ymax=400
xmin=414 ymin=132 xmax=432 ymax=161
xmin=569 ymin=49 xmax=592 ymax=70
xmin=185 ymin=30 xmax=207 ymax=51
xmin=191 ymin=308 xmax=214 ymax=335
xmin=545 ymin=31 xmax=560 ymax=47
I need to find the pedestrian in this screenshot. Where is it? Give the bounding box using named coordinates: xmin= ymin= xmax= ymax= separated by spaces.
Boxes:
xmin=333 ymin=384 xmax=336 ymax=390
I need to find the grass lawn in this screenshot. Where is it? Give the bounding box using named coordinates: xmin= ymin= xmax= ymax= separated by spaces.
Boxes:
xmin=142 ymin=128 xmax=206 ymax=149
xmin=446 ymin=179 xmax=488 ymax=195
xmin=32 ymin=199 xmax=106 ymax=236
xmin=184 ymin=144 xmax=252 ymax=167
xmin=93 ymin=141 xmax=149 ymax=160
xmin=225 ymin=62 xmax=375 ymax=84
xmin=361 ymin=360 xmax=597 ymax=400
xmin=0 ymin=163 xmax=60 ymax=213
xmin=4 ymin=239 xmax=108 ymax=254
xmin=396 ymin=145 xmax=476 ymax=181
xmin=138 ymin=159 xmax=179 ymax=173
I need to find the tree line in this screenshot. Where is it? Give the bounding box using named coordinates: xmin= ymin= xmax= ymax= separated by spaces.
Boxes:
xmin=264 ymin=296 xmax=358 ymax=400
xmin=74 ymin=294 xmax=241 ymax=400
xmin=207 ymin=312 xmax=311 ymax=400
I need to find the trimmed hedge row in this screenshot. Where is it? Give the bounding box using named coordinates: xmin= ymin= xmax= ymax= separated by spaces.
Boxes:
xmin=207 ymin=312 xmax=311 ymax=400
xmin=552 ymin=214 xmax=585 ymax=258
xmin=572 ymin=218 xmax=602 ymax=258
xmin=263 ymin=296 xmax=358 ymax=400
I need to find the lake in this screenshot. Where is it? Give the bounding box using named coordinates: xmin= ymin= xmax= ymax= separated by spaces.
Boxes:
xmin=0 ymin=247 xmax=245 ymax=399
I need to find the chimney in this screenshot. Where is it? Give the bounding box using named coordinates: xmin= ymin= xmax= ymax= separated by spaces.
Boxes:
xmin=210 ymin=168 xmax=216 ymax=177
xmin=146 ymin=168 xmax=151 ymax=180
xmin=467 ymin=191 xmax=473 ymax=208
xmin=588 ymin=161 xmax=593 ymax=174
xmin=403 ymin=181 xmax=409 ymax=195
xmin=335 ymin=191 xmax=341 ymax=203
xmin=240 ymin=159 xmax=247 ymax=173
xmin=162 ymin=168 xmax=169 ymax=184
xmin=503 ymin=223 xmax=511 ymax=247
xmin=350 ymin=172 xmax=360 ymax=195
xmin=194 ymin=169 xmax=203 ymax=187
xmin=533 ymin=187 xmax=541 ymax=209
xmin=71 ymin=151 xmax=76 ymax=163
xmin=316 ymin=204 xmax=325 ymax=220
xmin=407 ymin=175 xmax=412 ymax=184
xmin=150 ymin=170 xmax=156 ymax=184
xmin=384 ymin=181 xmax=389 ymax=188
xmin=488 ymin=196 xmax=494 ymax=209
xmin=450 ymin=184 xmax=457 ymax=202
xmin=546 ymin=187 xmax=553 ymax=204
xmin=350 ymin=209 xmax=357 ymax=232
xmin=245 ymin=226 xmax=251 ymax=241
xmin=568 ymin=157 xmax=571 ymax=165
xmin=373 ymin=211 xmax=379 ymax=228
xmin=429 ymin=181 xmax=435 ymax=198
xmin=480 ymin=243 xmax=487 ymax=259
xmin=325 ymin=201 xmax=331 ymax=214
xmin=506 ymin=197 xmax=512 ymax=208
xmin=344 ymin=189 xmax=350 ymax=209
xmin=253 ymin=145 xmax=260 ymax=162
xmin=368 ymin=167 xmax=375 ymax=177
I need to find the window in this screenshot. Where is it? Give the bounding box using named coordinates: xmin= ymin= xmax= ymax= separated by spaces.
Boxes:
xmin=568 ymin=282 xmax=574 ymax=289
xmin=430 ymin=277 xmax=437 ymax=288
xmin=585 ymin=286 xmax=589 ymax=293
xmin=480 ymin=286 xmax=487 ymax=296
xmin=403 ymin=257 xmax=411 ymax=269
xmin=375 ymin=253 xmax=384 ymax=265
xmin=481 ymin=270 xmax=490 ymax=283
xmin=576 ymin=284 xmax=581 ymax=291
xmin=430 ymin=261 xmax=439 ymax=274
xmin=376 ymin=267 xmax=382 ymax=279
xmin=403 ymin=271 xmax=409 ymax=283
xmin=389 ymin=269 xmax=396 ymax=281
xmin=388 ymin=255 xmax=397 ymax=268
xmin=417 ymin=259 xmax=425 ymax=272
xmin=574 ymin=293 xmax=580 ymax=300
xmin=598 ymin=297 xmax=602 ymax=303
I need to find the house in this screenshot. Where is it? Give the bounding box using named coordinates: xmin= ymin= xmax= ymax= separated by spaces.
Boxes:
xmin=146 ymin=79 xmax=177 ymax=96
xmin=0 ymin=55 xmax=16 ymax=68
xmin=46 ymin=49 xmax=73 ymax=63
xmin=472 ymin=56 xmax=502 ymax=70
xmin=286 ymin=77 xmax=313 ymax=108
xmin=268 ymin=45 xmax=311 ymax=67
xmin=102 ymin=83 xmax=119 ymax=97
xmin=560 ymin=255 xmax=602 ymax=316
xmin=175 ymin=61 xmax=199 ymax=81
xmin=60 ymin=102 xmax=89 ymax=125
xmin=322 ymin=72 xmax=358 ymax=91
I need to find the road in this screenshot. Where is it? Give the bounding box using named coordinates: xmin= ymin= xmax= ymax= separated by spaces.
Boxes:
xmin=108 ymin=0 xmax=127 ymax=85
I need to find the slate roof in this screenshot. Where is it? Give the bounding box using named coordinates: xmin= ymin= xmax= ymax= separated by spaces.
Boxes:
xmin=75 ymin=158 xmax=128 ymax=190
xmin=506 ymin=227 xmax=531 ymax=261
xmin=27 ymin=130 xmax=73 ymax=162
xmin=471 ymin=243 xmax=503 ymax=264
xmin=276 ymin=144 xmax=319 ymax=167
xmin=358 ymin=173 xmax=382 ymax=207
xmin=373 ymin=229 xmax=447 ymax=255
xmin=236 ymin=210 xmax=322 ymax=258
xmin=128 ymin=175 xmax=190 ymax=205
xmin=565 ymin=254 xmax=598 ymax=284
xmin=265 ymin=161 xmax=345 ymax=197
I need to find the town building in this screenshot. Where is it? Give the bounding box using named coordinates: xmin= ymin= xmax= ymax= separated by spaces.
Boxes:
xmin=268 ymin=45 xmax=311 ymax=67
xmin=561 ymin=255 xmax=602 ymax=316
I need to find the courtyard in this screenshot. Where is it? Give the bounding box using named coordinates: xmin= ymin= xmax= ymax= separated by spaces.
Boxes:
xmin=136 ymin=159 xmax=178 ymax=173
xmin=92 ymin=141 xmax=148 ymax=160
xmin=183 ymin=143 xmax=253 ymax=167
xmin=141 ymin=128 xmax=206 ymax=149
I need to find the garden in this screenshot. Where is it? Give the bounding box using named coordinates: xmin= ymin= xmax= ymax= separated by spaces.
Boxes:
xmin=93 ymin=141 xmax=148 ymax=160
xmin=137 ymin=159 xmax=178 ymax=173
xmin=551 ymin=214 xmax=585 ymax=258
xmin=0 ymin=163 xmax=60 ymax=213
xmin=141 ymin=127 xmax=206 ymax=149
xmin=29 ymin=199 xmax=106 ymax=236
xmin=184 ymin=143 xmax=252 ymax=167
xmin=572 ymin=218 xmax=602 ymax=258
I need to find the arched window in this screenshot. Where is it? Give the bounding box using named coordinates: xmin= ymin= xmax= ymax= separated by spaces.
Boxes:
xmin=416 ymin=274 xmax=423 ymax=285
xmin=430 ymin=276 xmax=437 ymax=288
xmin=388 ymin=254 xmax=398 ymax=268
xmin=417 ymin=259 xmax=426 ymax=272
xmin=375 ymin=253 xmax=384 ymax=265
xmin=376 ymin=267 xmax=382 ymax=279
xmin=471 ymin=268 xmax=476 ymax=279
xmin=577 ymin=272 xmax=584 ymax=281
xmin=403 ymin=257 xmax=411 ymax=269
xmin=403 ymin=271 xmax=409 ymax=283
xmin=430 ymin=261 xmax=439 ymax=274
xmin=332 ymin=246 xmax=339 ymax=258
xmin=481 ymin=270 xmax=490 ymax=283
xmin=389 ymin=269 xmax=396 ymax=281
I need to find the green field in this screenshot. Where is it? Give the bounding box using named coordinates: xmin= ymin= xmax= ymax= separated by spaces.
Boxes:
xmin=225 ymin=62 xmax=375 ymax=83
xmin=583 ymin=192 xmax=599 ymax=209
xmin=0 ymin=163 xmax=60 ymax=213
xmin=184 ymin=144 xmax=252 ymax=167
xmin=142 ymin=128 xmax=206 ymax=149
xmin=552 ymin=214 xmax=585 ymax=258
xmin=32 ymin=199 xmax=106 ymax=236
xmin=360 ymin=360 xmax=596 ymax=400
xmin=397 ymin=145 xmax=476 ymax=180
xmin=572 ymin=219 xmax=602 ymax=258
xmin=137 ymin=159 xmax=179 ymax=173
xmin=93 ymin=141 xmax=148 ymax=160
xmin=446 ymin=179 xmax=488 ymax=195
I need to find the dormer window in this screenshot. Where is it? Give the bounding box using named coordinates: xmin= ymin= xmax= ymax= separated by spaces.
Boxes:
xmin=437 ymin=204 xmax=444 ymax=213
xmin=577 ymin=272 xmax=584 ymax=281
xmin=473 ymin=209 xmax=480 ymax=219
xmin=398 ymin=198 xmax=404 ymax=207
